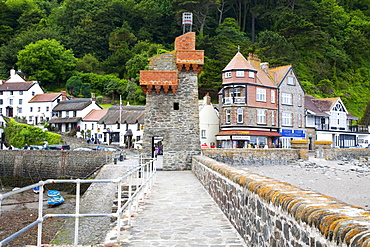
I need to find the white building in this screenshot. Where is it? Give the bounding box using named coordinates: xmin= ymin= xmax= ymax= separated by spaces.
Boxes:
xmin=199 ymin=93 xmax=219 ymax=148
xmin=48 ymin=98 xmax=102 ymax=133
xmin=305 ymin=95 xmax=365 ymax=148
xmin=0 ymin=68 xmax=44 ymax=119
xmin=78 ymin=108 xmax=108 ymax=142
xmin=28 ymin=91 xmax=68 ymax=125
xmin=97 ymin=105 xmax=145 ymax=147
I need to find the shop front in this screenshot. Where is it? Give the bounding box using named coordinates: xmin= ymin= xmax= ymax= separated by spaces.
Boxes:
xmin=216 ymin=130 xmax=281 ymax=148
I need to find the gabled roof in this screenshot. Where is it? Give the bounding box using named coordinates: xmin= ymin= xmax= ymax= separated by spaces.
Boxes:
xmin=311 ymin=97 xmax=340 ymax=112
xmin=268 ymin=65 xmax=292 ymax=85
xmin=53 ymin=98 xmax=97 ymax=111
xmin=305 ymin=95 xmax=329 ymax=116
xmin=48 ymin=117 xmax=81 ymax=124
xmin=0 ymin=82 xmax=36 ymax=91
xmin=83 ymin=109 xmax=108 ymax=121
xmin=98 ymin=105 xmax=145 ymax=125
xmin=29 ymin=93 xmax=62 ymax=103
xmin=222 ymin=52 xmax=255 ymax=72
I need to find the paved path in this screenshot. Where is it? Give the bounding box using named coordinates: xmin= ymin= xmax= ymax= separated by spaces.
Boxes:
xmin=104 ymin=171 xmax=246 ymax=247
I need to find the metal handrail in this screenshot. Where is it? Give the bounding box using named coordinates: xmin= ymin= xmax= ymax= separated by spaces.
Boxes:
xmin=0 ymin=157 xmax=156 ymax=247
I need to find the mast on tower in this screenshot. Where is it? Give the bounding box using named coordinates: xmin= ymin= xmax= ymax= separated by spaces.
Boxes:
xmin=182 ymin=12 xmax=193 ymax=34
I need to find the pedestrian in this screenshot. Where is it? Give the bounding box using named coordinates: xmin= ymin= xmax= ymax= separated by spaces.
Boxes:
xmin=23 ymin=143 xmax=28 ymax=150
xmin=8 ymin=145 xmax=12 ymax=150
xmin=87 ymin=137 xmax=90 ymax=144
xmin=91 ymin=137 xmax=95 ymax=144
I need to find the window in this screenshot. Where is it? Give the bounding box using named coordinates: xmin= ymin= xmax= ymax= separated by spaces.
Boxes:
xmin=29 ymin=116 xmax=32 ymax=121
xmin=19 ymin=99 xmax=22 ymax=105
xmin=117 ymin=123 xmax=120 ymax=129
xmin=201 ymin=129 xmax=206 ymax=138
xmin=282 ymin=112 xmax=293 ymax=126
xmin=237 ymin=108 xmax=243 ymax=123
xmin=126 ymin=123 xmax=129 ymax=130
xmin=271 ymin=90 xmax=275 ymax=103
xmin=66 ymin=111 xmax=69 ymax=117
xmin=85 ymin=124 xmax=87 ymax=129
xmin=32 ymin=91 xmax=35 ymax=96
xmin=272 ymin=111 xmax=275 ymax=125
xmin=18 ymin=107 xmax=22 ymax=113
xmin=233 ymin=87 xmax=241 ymax=97
xmin=282 ymin=93 xmax=293 ymax=105
xmin=226 ymin=109 xmax=230 ymax=123
xmin=0 ymin=108 xmax=2 ymax=114
xmin=38 ymin=107 xmax=41 ymax=112
xmin=9 ymin=91 xmax=13 ymax=95
xmin=0 ymin=92 xmax=3 ymax=95
xmin=257 ymin=109 xmax=266 ymax=124
xmin=236 ymin=71 xmax=245 ymax=77
xmin=9 ymin=99 xmax=13 ymax=105
xmin=174 ymin=102 xmax=179 ymax=110
xmin=137 ymin=123 xmax=140 ymax=131
xmin=30 ymin=107 xmax=33 ymax=112
xmin=73 ymin=111 xmax=77 ymax=117
xmin=298 ymin=95 xmax=302 ymax=107
xmin=46 ymin=106 xmax=49 ymax=112
xmin=91 ymin=124 xmax=94 ymax=130
xmin=299 ymin=114 xmax=302 ymax=127
xmin=19 ymin=91 xmax=23 ymax=95
xmin=288 ymin=77 xmax=295 ymax=85
xmin=224 ymin=72 xmax=232 ymax=78
xmin=256 ymin=88 xmax=266 ymax=102
xmin=249 ymin=71 xmax=255 ymax=78
xmin=0 ymin=99 xmax=3 ymax=105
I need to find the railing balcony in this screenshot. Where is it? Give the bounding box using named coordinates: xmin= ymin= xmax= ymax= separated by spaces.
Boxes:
xmin=223 ymin=97 xmax=245 ymax=105
xmin=349 ymin=125 xmax=369 ymax=133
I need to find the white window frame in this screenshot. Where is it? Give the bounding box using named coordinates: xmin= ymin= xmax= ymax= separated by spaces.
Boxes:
xmin=19 ymin=99 xmax=22 ymax=105
xmin=288 ymin=77 xmax=295 ymax=85
xmin=18 ymin=107 xmax=22 ymax=114
xmin=248 ymin=71 xmax=255 ymax=78
xmin=224 ymin=72 xmax=232 ymax=78
xmin=257 ymin=109 xmax=266 ymax=124
xmin=9 ymin=99 xmax=13 ymax=105
xmin=237 ymin=108 xmax=243 ymax=123
xmin=282 ymin=112 xmax=293 ymax=126
xmin=236 ymin=71 xmax=245 ymax=77
xmin=271 ymin=90 xmax=275 ymax=103
xmin=282 ymin=93 xmax=293 ymax=105
xmin=201 ymin=129 xmax=206 ymax=138
xmin=226 ymin=109 xmax=231 ymax=123
xmin=256 ymin=88 xmax=266 ymax=102
xmin=233 ymin=87 xmax=241 ymax=97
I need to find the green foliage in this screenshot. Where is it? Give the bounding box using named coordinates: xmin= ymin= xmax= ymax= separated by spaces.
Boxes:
xmin=81 ymin=83 xmax=91 ymax=98
xmin=16 ymin=39 xmax=77 ymax=85
xmin=66 ymin=76 xmax=82 ymax=96
xmin=3 ymin=118 xmax=62 ymax=148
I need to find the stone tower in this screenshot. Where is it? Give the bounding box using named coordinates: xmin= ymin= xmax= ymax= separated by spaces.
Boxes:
xmin=140 ymin=32 xmax=204 ymax=170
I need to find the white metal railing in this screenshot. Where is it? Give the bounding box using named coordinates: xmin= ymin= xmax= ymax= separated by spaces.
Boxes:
xmin=0 ymin=157 xmax=156 ymax=247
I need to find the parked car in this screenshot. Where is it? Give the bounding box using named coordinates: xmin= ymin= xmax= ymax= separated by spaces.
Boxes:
xmin=45 ymin=145 xmax=71 ymax=150
xmin=73 ymin=147 xmax=94 ymax=151
xmin=30 ymin=145 xmax=45 ymax=150
xmin=97 ymin=147 xmax=121 ymax=152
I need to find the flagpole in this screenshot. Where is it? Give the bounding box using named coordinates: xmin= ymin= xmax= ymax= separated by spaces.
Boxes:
xmin=120 ymin=95 xmax=122 ymax=124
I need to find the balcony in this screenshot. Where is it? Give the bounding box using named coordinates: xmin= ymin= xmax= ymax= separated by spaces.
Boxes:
xmin=349 ymin=125 xmax=369 ymax=133
xmin=223 ymin=97 xmax=246 ymax=105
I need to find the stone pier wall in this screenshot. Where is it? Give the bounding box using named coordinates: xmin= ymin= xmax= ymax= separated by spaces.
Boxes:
xmin=192 ymin=155 xmax=370 ymax=246
xmin=319 ymin=148 xmax=370 ymax=160
xmin=0 ymin=150 xmax=112 ymax=180
xmin=201 ymin=148 xmax=301 ymax=166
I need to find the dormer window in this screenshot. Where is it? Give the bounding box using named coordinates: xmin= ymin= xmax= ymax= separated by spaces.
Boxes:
xmin=248 ymin=71 xmax=255 ymax=78
xmin=236 ymin=71 xmax=244 ymax=77
xmin=224 ymin=72 xmax=232 ymax=78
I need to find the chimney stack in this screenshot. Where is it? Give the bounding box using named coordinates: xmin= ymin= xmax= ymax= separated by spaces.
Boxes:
xmin=61 ymin=91 xmax=67 ymax=100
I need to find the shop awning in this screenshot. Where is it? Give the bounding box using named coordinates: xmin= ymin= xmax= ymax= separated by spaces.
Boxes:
xmin=216 ymin=130 xmax=282 ymax=137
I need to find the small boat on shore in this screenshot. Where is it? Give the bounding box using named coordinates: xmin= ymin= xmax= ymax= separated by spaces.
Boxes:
xmin=33 ymin=186 xmax=40 ymax=193
xmin=47 ymin=190 xmax=60 ymax=197
xmin=47 ymin=195 xmax=64 ymax=207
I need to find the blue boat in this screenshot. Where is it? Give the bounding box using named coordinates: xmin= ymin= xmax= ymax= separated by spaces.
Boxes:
xmin=47 ymin=195 xmax=64 ymax=207
xmin=33 ymin=186 xmax=40 ymax=193
xmin=47 ymin=190 xmax=60 ymax=197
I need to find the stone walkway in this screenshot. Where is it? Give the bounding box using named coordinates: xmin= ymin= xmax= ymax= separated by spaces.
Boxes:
xmin=104 ymin=170 xmax=246 ymax=247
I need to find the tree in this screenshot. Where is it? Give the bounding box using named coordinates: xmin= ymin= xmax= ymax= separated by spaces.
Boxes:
xmin=81 ymin=83 xmax=91 ymax=98
xmin=66 ymin=76 xmax=82 ymax=96
xmin=16 ymin=39 xmax=77 ymax=85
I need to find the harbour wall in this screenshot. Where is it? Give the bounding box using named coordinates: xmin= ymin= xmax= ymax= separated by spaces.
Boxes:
xmin=0 ymin=150 xmax=112 ymax=180
xmin=192 ymin=155 xmax=370 ymax=246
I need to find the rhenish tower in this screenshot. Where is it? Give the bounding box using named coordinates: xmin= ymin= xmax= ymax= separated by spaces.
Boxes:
xmin=139 ymin=32 xmax=204 ymax=170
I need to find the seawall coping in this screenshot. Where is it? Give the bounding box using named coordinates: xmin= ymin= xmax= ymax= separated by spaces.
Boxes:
xmin=193 ymin=155 xmax=370 ymax=246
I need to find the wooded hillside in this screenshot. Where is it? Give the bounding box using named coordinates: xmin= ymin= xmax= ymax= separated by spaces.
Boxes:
xmin=0 ymin=0 xmax=369 ymax=118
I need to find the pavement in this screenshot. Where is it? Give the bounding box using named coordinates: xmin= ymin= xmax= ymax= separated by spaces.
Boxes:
xmin=104 ymin=170 xmax=246 ymax=247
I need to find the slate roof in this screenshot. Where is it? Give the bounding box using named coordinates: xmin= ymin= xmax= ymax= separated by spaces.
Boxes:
xmin=0 ymin=82 xmax=36 ymax=91
xmin=48 ymin=117 xmax=81 ymax=124
xmin=29 ymin=93 xmax=62 ymax=103
xmin=53 ymin=99 xmax=98 ymax=111
xmin=305 ymin=95 xmax=329 ymax=116
xmin=83 ymin=109 xmax=108 ymax=121
xmin=98 ymin=105 xmax=145 ymax=124
xmin=311 ymin=97 xmax=339 ymax=112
